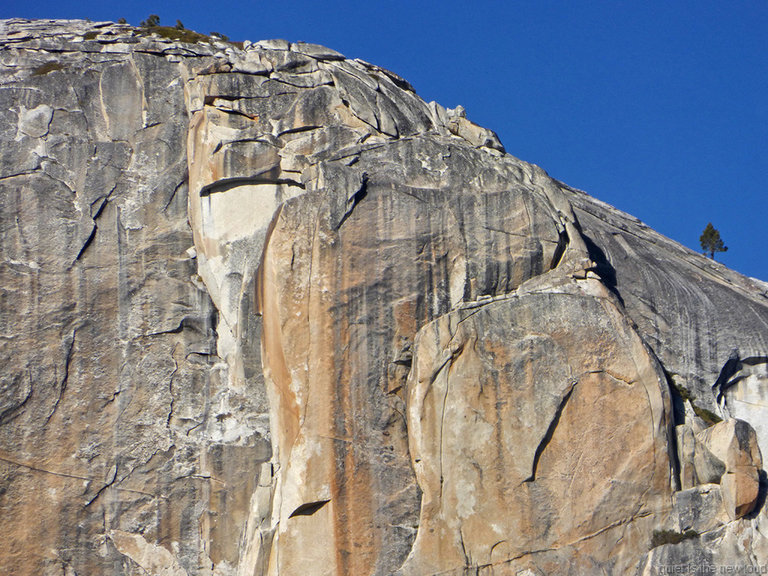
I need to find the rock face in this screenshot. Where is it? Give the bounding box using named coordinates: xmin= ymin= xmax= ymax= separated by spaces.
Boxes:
xmin=0 ymin=19 xmax=270 ymax=576
xmin=401 ymin=284 xmax=676 ymax=575
xmin=2 ymin=18 xmax=768 ymax=576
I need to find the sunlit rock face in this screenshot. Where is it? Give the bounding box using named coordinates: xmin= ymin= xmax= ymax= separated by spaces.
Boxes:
xmin=401 ymin=284 xmax=677 ymax=575
xmin=3 ymin=18 xmax=768 ymax=576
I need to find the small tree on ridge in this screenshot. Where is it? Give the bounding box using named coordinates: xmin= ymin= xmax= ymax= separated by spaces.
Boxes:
xmin=700 ymin=223 xmax=728 ymax=260
xmin=140 ymin=14 xmax=160 ymax=28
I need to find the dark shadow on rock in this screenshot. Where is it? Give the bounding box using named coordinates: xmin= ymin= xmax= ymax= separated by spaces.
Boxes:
xmin=580 ymin=231 xmax=625 ymax=308
xmin=666 ymin=370 xmax=687 ymax=427
xmin=664 ymin=369 xmax=684 ymax=490
xmin=745 ymin=469 xmax=768 ymax=520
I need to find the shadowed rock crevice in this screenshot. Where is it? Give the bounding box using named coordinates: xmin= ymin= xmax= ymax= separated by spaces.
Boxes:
xmin=199 ymin=176 xmax=305 ymax=196
xmin=334 ymin=172 xmax=368 ymax=230
xmin=72 ymin=223 xmax=97 ymax=263
xmin=714 ymin=353 xmax=768 ymax=403
xmin=714 ymin=350 xmax=742 ymax=403
xmin=745 ymin=469 xmax=768 ymax=520
xmin=580 ymin=229 xmax=624 ymax=307
xmin=523 ymin=380 xmax=577 ymax=484
xmin=549 ymin=227 xmax=569 ymax=270
xmin=71 ymin=189 xmax=113 ymax=266
xmin=288 ymin=499 xmax=330 ymax=518
xmin=44 ymin=329 xmax=76 ymax=426
xmin=663 ymin=370 xmax=684 ymax=491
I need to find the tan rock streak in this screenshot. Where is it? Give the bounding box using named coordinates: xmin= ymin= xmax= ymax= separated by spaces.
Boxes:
xmin=257 ymin=163 xmax=566 ymax=574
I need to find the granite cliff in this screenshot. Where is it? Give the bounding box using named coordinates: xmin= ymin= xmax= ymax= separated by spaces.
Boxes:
xmin=2 ymin=18 xmax=768 ymax=576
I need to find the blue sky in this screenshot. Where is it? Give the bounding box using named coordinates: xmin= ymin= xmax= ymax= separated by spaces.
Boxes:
xmin=4 ymin=1 xmax=767 ymax=280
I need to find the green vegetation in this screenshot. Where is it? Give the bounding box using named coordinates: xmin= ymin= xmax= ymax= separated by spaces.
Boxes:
xmin=31 ymin=61 xmax=66 ymax=76
xmin=670 ymin=376 xmax=722 ymax=427
xmin=692 ymin=404 xmax=723 ymax=427
xmin=138 ymin=25 xmax=212 ymax=44
xmin=140 ymin=14 xmax=160 ymax=28
xmin=700 ymin=223 xmax=728 ymax=260
xmin=135 ymin=14 xmax=241 ymax=47
xmin=651 ymin=529 xmax=699 ymax=548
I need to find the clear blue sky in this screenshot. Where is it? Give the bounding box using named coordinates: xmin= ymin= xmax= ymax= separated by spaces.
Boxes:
xmin=4 ymin=1 xmax=767 ymax=280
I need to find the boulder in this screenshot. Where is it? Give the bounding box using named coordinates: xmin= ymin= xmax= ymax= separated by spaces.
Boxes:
xmin=400 ymin=280 xmax=676 ymax=575
xmin=696 ymin=419 xmax=763 ymax=519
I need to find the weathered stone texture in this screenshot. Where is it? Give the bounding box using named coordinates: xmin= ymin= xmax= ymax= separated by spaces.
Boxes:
xmin=3 ymin=17 xmax=768 ymax=576
xmin=401 ymin=282 xmax=676 ymax=575
xmin=569 ymin=191 xmax=768 ymax=416
xmin=0 ymin=19 xmax=270 ymax=576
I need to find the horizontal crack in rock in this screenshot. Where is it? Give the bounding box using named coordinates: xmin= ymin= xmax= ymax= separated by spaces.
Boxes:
xmin=289 ymin=499 xmax=330 ymax=518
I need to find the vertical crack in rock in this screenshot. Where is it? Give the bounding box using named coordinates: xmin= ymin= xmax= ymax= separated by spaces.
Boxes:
xmin=523 ymin=379 xmax=577 ymax=484
xmin=71 ymin=187 xmax=113 ymax=267
xmin=84 ymin=463 xmax=118 ymax=507
xmin=662 ymin=369 xmax=683 ymax=491
xmin=458 ymin=527 xmax=471 ymax=569
xmin=335 ymin=172 xmax=368 ymax=230
xmin=44 ymin=329 xmax=76 ymax=426
xmin=549 ymin=227 xmax=569 ymax=270
xmin=166 ymin=345 xmax=179 ymax=427
xmin=438 ymin=357 xmax=452 ymax=501
xmin=163 ymin=179 xmax=186 ymax=212
xmin=73 ymin=224 xmax=98 ymax=264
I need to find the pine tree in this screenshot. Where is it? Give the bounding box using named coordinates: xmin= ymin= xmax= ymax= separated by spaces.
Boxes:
xmin=140 ymin=14 xmax=160 ymax=28
xmin=700 ymin=223 xmax=728 ymax=260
